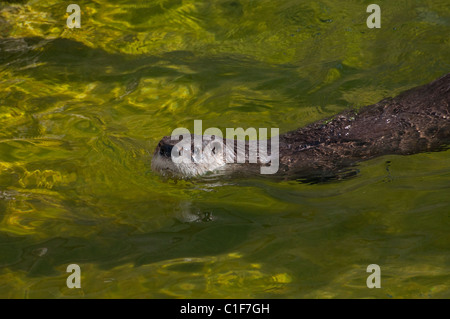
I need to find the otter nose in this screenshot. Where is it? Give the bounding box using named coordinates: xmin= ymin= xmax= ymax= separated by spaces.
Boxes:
xmin=159 ymin=143 xmax=174 ymax=158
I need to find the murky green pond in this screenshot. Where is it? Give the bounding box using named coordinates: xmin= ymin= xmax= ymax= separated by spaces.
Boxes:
xmin=0 ymin=0 xmax=449 ymax=298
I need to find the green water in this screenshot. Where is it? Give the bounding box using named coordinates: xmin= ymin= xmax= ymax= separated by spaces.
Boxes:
xmin=0 ymin=0 xmax=449 ymax=298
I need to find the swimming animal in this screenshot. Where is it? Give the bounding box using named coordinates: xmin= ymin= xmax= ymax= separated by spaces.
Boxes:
xmin=152 ymin=73 xmax=450 ymax=180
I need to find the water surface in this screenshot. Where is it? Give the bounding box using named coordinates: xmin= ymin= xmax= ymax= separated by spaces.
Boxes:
xmin=0 ymin=0 xmax=449 ymax=298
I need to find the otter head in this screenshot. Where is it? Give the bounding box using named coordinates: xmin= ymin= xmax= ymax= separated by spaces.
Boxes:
xmin=151 ymin=134 xmax=234 ymax=178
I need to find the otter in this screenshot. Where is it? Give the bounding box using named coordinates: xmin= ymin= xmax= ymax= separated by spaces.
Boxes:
xmin=152 ymin=73 xmax=450 ymax=180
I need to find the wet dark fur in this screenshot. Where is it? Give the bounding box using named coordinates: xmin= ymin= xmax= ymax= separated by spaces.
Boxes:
xmin=277 ymin=73 xmax=450 ymax=179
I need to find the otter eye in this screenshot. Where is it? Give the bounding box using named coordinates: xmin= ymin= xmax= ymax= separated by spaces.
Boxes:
xmin=212 ymin=147 xmax=216 ymax=154
xmin=179 ymin=149 xmax=183 ymax=156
